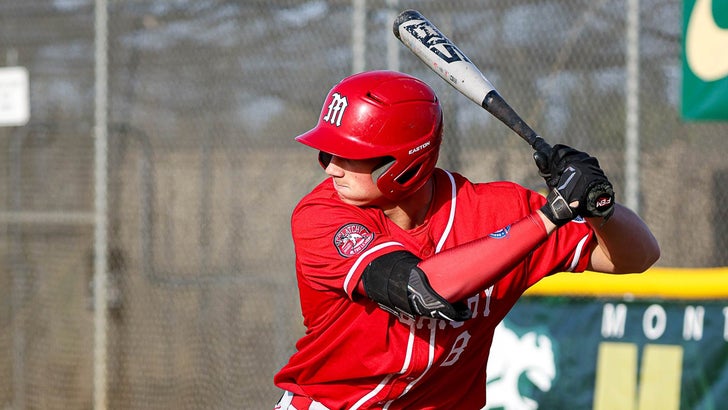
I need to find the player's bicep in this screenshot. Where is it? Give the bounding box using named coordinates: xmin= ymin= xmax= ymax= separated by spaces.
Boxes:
xmin=587 ymin=243 xmax=618 ymax=273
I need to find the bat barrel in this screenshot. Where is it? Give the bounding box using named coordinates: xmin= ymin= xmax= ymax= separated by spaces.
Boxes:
xmin=393 ymin=10 xmax=424 ymax=39
xmin=394 ymin=9 xmax=552 ymax=158
xmin=393 ymin=10 xmax=496 ymax=109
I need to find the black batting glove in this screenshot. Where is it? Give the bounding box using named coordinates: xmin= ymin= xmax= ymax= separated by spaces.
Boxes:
xmin=538 ymin=146 xmax=616 ymax=225
xmin=534 ymin=144 xmax=591 ymax=191
xmin=550 ymin=145 xmax=615 ymax=218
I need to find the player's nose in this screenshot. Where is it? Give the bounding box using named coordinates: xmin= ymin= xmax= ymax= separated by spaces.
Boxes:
xmin=323 ymin=154 xmax=345 ymax=177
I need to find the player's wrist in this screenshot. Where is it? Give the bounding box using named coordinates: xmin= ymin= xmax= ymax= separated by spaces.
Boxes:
xmin=534 ymin=209 xmax=557 ymax=233
xmin=539 ymin=188 xmax=574 ymax=227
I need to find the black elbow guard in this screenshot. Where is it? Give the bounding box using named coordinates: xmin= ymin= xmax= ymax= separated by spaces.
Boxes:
xmin=361 ymin=251 xmax=472 ymax=322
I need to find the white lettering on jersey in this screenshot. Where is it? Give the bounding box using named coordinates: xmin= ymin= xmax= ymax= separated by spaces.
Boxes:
xmin=441 ymin=330 xmax=471 ymax=366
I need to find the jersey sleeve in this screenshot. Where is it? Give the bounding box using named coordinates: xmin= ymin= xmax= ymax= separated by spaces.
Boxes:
xmin=525 ymin=190 xmax=597 ymax=285
xmin=291 ymin=195 xmax=407 ymax=299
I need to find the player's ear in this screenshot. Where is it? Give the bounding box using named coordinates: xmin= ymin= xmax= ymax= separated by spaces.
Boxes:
xmin=371 ymin=157 xmax=395 ymax=184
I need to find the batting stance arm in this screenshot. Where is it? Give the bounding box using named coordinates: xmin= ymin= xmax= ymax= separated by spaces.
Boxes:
xmin=359 ymin=211 xmax=554 ymax=320
xmin=537 ymin=144 xmax=659 ymax=274
xmin=418 ymin=212 xmax=552 ymax=302
xmin=586 ymin=203 xmax=660 ymax=274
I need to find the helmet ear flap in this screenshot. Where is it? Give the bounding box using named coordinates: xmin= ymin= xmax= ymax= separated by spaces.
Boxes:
xmin=371 ymin=158 xmax=395 ymax=184
xmin=374 ymin=149 xmax=438 ymax=199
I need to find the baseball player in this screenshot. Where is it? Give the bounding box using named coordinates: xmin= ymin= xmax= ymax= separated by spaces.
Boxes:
xmin=274 ymin=70 xmax=659 ymax=409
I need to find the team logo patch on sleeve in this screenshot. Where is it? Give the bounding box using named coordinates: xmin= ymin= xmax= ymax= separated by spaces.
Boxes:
xmin=489 ymin=225 xmax=511 ymax=239
xmin=334 ymin=223 xmax=375 ymax=257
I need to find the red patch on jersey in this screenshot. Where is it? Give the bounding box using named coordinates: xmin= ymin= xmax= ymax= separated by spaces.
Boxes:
xmin=334 ymin=223 xmax=375 ymax=257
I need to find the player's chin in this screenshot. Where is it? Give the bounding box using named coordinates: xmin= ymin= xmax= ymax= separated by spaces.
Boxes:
xmin=338 ymin=194 xmax=374 ymax=207
xmin=333 ymin=182 xmax=384 ymax=206
xmin=337 ymin=191 xmax=381 ymax=207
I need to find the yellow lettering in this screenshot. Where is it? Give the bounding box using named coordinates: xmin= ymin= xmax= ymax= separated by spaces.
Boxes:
xmin=594 ymin=342 xmax=637 ymax=410
xmin=637 ymin=344 xmax=683 ymax=410
xmin=594 ymin=342 xmax=683 ymax=410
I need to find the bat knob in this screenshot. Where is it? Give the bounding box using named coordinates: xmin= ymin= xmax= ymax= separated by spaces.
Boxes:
xmin=586 ymin=181 xmax=615 ymax=220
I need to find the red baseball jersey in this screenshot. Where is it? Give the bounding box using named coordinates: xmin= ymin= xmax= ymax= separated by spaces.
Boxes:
xmin=274 ymin=168 xmax=596 ymax=409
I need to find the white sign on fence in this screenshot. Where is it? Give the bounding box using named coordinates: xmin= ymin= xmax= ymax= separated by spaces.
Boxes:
xmin=0 ymin=66 xmax=29 ymax=127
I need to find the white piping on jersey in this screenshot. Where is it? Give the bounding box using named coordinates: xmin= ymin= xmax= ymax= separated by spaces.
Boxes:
xmin=343 ymin=241 xmax=404 ymax=296
xmin=350 ymin=373 xmax=394 ymax=410
xmin=383 ymin=317 xmax=438 ymax=408
xmin=568 ymin=234 xmax=590 ymax=272
xmin=351 ymin=313 xmax=419 ymax=409
xmin=355 ymin=315 xmax=421 ymax=410
xmin=357 ymin=171 xmax=458 ymax=408
xmin=435 ymin=170 xmax=457 ymax=254
xmin=350 ymin=317 xmax=419 ymax=410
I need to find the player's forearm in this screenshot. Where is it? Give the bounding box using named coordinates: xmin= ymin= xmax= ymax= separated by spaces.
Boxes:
xmin=418 ymin=212 xmax=551 ymax=302
xmin=587 ymin=203 xmax=660 ymax=273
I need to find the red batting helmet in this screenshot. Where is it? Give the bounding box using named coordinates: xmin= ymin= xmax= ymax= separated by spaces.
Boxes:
xmin=296 ymin=70 xmax=443 ymax=200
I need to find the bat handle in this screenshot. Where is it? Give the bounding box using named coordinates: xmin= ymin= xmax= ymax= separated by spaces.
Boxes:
xmin=530 ymin=136 xmax=552 ymax=158
xmin=532 ymin=146 xmax=551 ymax=179
xmin=482 ymin=91 xmax=552 ymax=153
xmin=481 ymin=90 xmax=553 ymax=173
xmin=531 ymin=137 xmax=552 ymax=178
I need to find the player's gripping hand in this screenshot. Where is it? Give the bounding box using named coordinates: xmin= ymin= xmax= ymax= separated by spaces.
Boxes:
xmin=534 ymin=144 xmax=588 ymax=190
xmin=537 ymin=144 xmax=615 ymax=226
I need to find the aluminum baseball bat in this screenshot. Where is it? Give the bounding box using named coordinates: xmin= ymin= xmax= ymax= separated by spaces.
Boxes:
xmin=393 ymin=9 xmax=552 ymax=158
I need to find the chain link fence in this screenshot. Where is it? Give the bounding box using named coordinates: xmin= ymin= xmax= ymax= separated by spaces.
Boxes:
xmin=1 ymin=0 xmax=727 ymax=408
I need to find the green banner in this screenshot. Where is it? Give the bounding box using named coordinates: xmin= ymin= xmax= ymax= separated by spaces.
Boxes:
xmin=486 ymin=297 xmax=728 ymax=410
xmin=682 ymin=0 xmax=728 ymax=120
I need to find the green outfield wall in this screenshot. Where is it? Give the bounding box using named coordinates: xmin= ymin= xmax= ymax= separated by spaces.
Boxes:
xmin=487 ymin=269 xmax=728 ymax=409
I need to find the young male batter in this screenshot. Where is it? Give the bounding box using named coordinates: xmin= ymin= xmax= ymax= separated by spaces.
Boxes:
xmin=274 ymin=70 xmax=659 ymax=409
